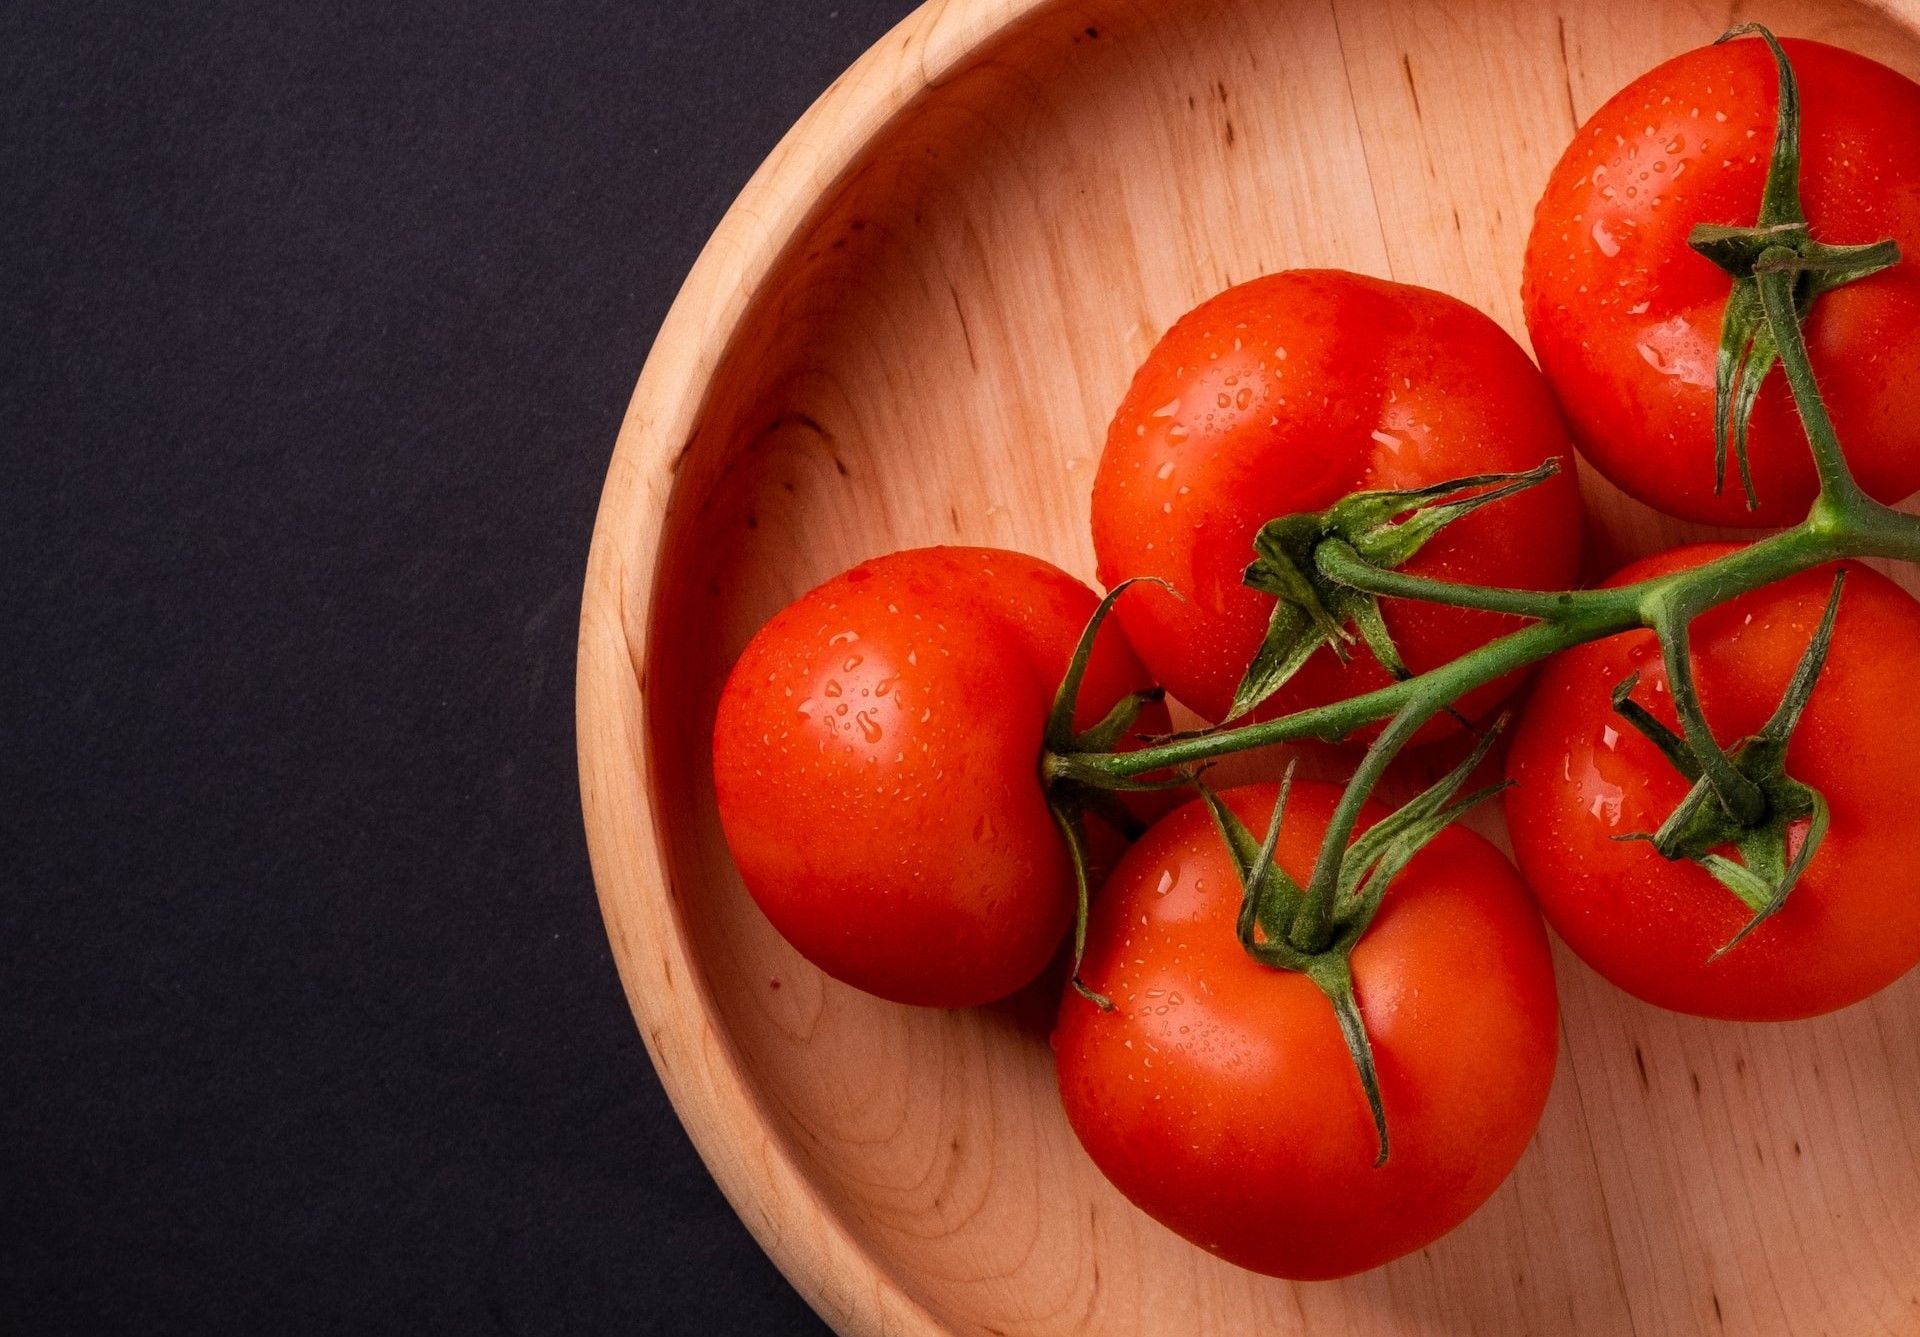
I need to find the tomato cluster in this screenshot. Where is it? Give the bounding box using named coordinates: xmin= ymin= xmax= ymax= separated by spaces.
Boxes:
xmin=708 ymin=32 xmax=1920 ymax=1283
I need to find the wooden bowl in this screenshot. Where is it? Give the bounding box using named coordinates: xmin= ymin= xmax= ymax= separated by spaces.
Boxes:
xmin=577 ymin=1 xmax=1920 ymax=1331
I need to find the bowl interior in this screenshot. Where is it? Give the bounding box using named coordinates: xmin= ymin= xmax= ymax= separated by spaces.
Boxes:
xmin=631 ymin=0 xmax=1920 ymax=1331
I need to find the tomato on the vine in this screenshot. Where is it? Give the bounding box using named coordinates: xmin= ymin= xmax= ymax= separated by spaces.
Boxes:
xmin=1524 ymin=37 xmax=1920 ymax=526
xmin=1092 ymin=270 xmax=1583 ymax=738
xmin=1506 ymin=544 xmax=1920 ymax=1019
xmin=711 ymin=547 xmax=1166 ymax=1008
xmin=1053 ymin=780 xmax=1558 ymax=1280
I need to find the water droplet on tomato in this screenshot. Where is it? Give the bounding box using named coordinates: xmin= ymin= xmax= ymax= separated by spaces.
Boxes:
xmin=855 ymin=710 xmax=883 ymax=744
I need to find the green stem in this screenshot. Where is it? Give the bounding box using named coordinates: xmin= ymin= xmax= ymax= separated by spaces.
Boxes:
xmin=1053 ymin=615 xmax=1578 ymax=783
xmin=1847 ymin=498 xmax=1920 ymax=562
xmin=1649 ymin=603 xmax=1766 ymax=824
xmin=1051 ymin=524 xmax=1854 ymax=786
xmin=1291 ymin=698 xmax=1438 ymax=954
xmin=1315 ymin=539 xmax=1596 ymax=619
xmin=1753 ymin=258 xmax=1866 ymax=511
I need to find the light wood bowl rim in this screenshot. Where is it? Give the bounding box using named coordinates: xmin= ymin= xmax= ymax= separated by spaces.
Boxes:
xmin=576 ymin=3 xmax=1034 ymax=1333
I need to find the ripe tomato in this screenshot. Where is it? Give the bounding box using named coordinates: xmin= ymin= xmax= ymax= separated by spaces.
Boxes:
xmin=1506 ymin=544 xmax=1920 ymax=1019
xmin=1053 ymin=780 xmax=1558 ymax=1280
xmin=712 ymin=547 xmax=1167 ymax=1008
xmin=1092 ymin=270 xmax=1583 ymax=737
xmin=1524 ymin=38 xmax=1920 ymax=526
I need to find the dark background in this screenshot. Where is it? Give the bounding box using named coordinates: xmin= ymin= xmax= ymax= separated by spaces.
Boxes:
xmin=2 ymin=2 xmax=919 ymax=1331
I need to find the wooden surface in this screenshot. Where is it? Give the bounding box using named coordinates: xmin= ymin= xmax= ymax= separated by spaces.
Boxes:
xmin=576 ymin=1 xmax=1920 ymax=1332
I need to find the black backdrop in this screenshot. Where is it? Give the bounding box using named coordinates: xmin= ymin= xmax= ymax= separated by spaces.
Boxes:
xmin=1 ymin=3 xmax=921 ymax=1331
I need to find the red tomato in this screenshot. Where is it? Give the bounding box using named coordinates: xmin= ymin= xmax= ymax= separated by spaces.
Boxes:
xmin=712 ymin=547 xmax=1167 ymax=1008
xmin=1524 ymin=38 xmax=1920 ymax=526
xmin=1506 ymin=544 xmax=1920 ymax=1019
xmin=1092 ymin=270 xmax=1583 ymax=737
xmin=1053 ymin=781 xmax=1558 ymax=1280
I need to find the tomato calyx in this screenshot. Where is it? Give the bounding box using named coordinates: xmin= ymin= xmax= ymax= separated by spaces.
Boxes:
xmin=1045 ymin=579 xmax=1185 ymax=1009
xmin=1612 ymin=570 xmax=1845 ymax=957
xmin=1688 ymin=25 xmax=1903 ymax=510
xmin=1228 ymin=461 xmax=1563 ymax=721
xmin=1195 ymin=723 xmax=1510 ymax=1166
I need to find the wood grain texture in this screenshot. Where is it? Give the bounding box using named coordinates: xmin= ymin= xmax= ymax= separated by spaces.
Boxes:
xmin=576 ymin=1 xmax=1920 ymax=1332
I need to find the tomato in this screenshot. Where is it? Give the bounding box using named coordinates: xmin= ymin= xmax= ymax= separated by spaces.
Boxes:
xmin=1092 ymin=270 xmax=1583 ymax=738
xmin=711 ymin=547 xmax=1167 ymax=1008
xmin=1053 ymin=780 xmax=1558 ymax=1280
xmin=1506 ymin=544 xmax=1920 ymax=1019
xmin=1524 ymin=38 xmax=1920 ymax=527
